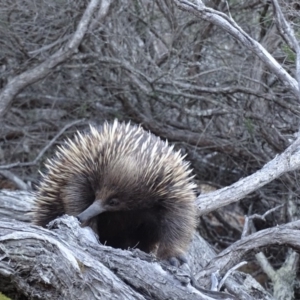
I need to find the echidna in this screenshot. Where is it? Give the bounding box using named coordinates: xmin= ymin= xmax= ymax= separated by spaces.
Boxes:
xmin=33 ymin=120 xmax=197 ymax=263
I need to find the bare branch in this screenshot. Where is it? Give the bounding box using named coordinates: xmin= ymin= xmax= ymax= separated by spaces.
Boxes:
xmin=256 ymin=250 xmax=299 ymax=300
xmin=241 ymin=205 xmax=284 ymax=237
xmin=0 ymin=170 xmax=29 ymax=191
xmin=0 ymin=216 xmax=238 ymax=300
xmin=197 ymin=136 xmax=300 ymax=215
xmin=195 ymin=220 xmax=300 ymax=282
xmin=218 ymin=262 xmax=247 ymax=291
xmin=0 ymin=190 xmax=272 ymax=299
xmin=0 ymin=119 xmax=85 ymax=170
xmin=173 ymin=0 xmax=299 ymax=98
xmin=0 ymin=190 xmax=34 ymax=222
xmin=271 ymin=0 xmax=300 ymax=97
xmin=0 ymin=0 xmax=103 ymax=118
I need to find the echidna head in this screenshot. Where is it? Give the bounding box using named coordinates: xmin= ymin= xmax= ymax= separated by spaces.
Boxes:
xmin=77 ymin=154 xmax=168 ymax=222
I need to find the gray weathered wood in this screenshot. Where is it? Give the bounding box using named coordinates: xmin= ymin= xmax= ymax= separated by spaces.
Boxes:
xmin=0 ymin=190 xmax=277 ymax=299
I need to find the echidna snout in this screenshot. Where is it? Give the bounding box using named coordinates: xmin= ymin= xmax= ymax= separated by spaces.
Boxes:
xmin=77 ymin=200 xmax=104 ymax=223
xmin=77 ymin=197 xmax=122 ymax=223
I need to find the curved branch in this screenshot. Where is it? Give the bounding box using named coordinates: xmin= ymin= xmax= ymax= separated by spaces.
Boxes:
xmin=0 ymin=0 xmax=105 ymax=118
xmin=195 ymin=220 xmax=300 ymax=282
xmin=197 ymin=136 xmax=300 ymax=215
xmin=173 ymin=0 xmax=299 ymax=99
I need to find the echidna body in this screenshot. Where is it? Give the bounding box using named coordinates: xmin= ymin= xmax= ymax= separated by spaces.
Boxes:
xmin=33 ymin=120 xmax=197 ymax=261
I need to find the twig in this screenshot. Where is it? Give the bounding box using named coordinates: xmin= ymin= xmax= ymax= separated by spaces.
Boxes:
xmin=0 ymin=170 xmax=29 ymax=191
xmin=0 ymin=119 xmax=85 ymax=170
xmin=218 ymin=261 xmax=247 ymax=291
xmin=196 ymin=220 xmax=300 ymax=280
xmin=271 ymin=0 xmax=300 ymax=100
xmin=173 ymin=0 xmax=299 ymax=97
xmin=0 ymin=0 xmax=101 ymax=118
xmin=241 ymin=204 xmax=284 ymax=237
xmin=256 ymin=250 xmax=299 ymax=300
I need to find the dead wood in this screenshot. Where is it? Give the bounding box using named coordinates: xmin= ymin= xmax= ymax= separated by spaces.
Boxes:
xmin=0 ymin=190 xmax=277 ymax=300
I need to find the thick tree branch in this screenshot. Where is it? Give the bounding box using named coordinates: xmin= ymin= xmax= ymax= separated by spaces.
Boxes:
xmin=197 ymin=136 xmax=300 ymax=215
xmin=0 ymin=216 xmax=237 ymax=300
xmin=0 ymin=190 xmax=271 ymax=300
xmin=195 ymin=220 xmax=300 ymax=285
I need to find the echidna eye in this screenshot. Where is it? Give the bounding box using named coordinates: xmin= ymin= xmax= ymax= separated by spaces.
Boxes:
xmin=108 ymin=198 xmax=119 ymax=206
